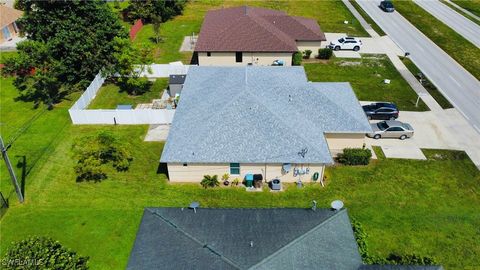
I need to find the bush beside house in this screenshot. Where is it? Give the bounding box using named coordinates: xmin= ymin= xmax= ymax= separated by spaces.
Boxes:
xmin=292 ymin=51 xmax=303 ymax=65
xmin=338 ymin=148 xmax=372 ymax=165
xmin=317 ymin=48 xmax=333 ymax=59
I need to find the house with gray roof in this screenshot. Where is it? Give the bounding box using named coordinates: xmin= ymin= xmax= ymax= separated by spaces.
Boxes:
xmin=195 ymin=6 xmax=326 ymax=66
xmin=161 ymin=66 xmax=371 ymax=183
xmin=127 ymin=207 xmax=443 ymax=270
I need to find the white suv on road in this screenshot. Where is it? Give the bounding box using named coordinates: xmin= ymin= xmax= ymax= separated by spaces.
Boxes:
xmin=328 ymin=37 xmax=363 ymax=51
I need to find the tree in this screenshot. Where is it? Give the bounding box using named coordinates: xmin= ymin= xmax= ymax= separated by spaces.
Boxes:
xmin=3 ymin=236 xmax=88 ymax=270
xmin=4 ymin=0 xmax=129 ymax=106
xmin=113 ymin=38 xmax=154 ymax=95
xmin=72 ymin=131 xmax=133 ymax=182
xmin=125 ymin=0 xmax=187 ymax=23
xmin=200 ymin=175 xmax=219 ymax=189
xmin=152 ymin=15 xmax=162 ymax=44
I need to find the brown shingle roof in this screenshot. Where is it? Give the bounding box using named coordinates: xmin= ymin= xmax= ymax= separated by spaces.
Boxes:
xmin=0 ymin=6 xmax=22 ymax=28
xmin=195 ymin=6 xmax=326 ymax=52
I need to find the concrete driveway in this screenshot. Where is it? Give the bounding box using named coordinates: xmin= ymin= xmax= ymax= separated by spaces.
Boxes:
xmin=365 ymin=108 xmax=480 ymax=167
xmin=324 ymin=33 xmax=404 ymax=58
xmin=414 ymin=0 xmax=480 ymax=47
xmin=357 ymin=0 xmax=480 ymax=135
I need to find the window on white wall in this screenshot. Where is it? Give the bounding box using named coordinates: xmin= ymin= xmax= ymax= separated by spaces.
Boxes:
xmin=230 ymin=163 xmax=240 ymax=175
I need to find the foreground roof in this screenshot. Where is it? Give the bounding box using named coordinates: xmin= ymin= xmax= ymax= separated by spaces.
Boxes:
xmin=195 ymin=6 xmax=326 ymax=52
xmin=0 ymin=6 xmax=22 ymax=28
xmin=127 ymin=208 xmax=363 ymax=270
xmin=161 ymin=66 xmax=371 ymax=164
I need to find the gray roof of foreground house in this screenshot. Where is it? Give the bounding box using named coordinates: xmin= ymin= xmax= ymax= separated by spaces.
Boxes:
xmin=127 ymin=208 xmax=364 ymax=270
xmin=161 ymin=66 xmax=371 ymax=164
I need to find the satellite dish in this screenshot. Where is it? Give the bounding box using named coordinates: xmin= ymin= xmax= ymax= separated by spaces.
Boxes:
xmin=189 ymin=201 xmax=200 ymax=213
xmin=331 ymin=200 xmax=344 ymax=211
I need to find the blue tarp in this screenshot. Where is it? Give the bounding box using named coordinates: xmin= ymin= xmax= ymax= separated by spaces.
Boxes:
xmin=245 ymin=174 xmax=254 ymax=181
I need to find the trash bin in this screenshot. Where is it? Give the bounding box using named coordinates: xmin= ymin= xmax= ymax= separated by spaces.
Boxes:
xmin=245 ymin=174 xmax=254 ymax=187
xmin=271 ymin=179 xmax=281 ymax=190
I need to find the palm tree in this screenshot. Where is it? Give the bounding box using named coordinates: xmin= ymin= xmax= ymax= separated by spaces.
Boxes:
xmin=201 ymin=175 xmax=219 ymax=189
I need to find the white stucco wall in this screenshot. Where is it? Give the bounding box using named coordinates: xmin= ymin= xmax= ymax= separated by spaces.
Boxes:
xmin=198 ymin=52 xmax=293 ymax=66
xmin=296 ymin=41 xmax=323 ymax=58
xmin=166 ymin=163 xmax=324 ymax=183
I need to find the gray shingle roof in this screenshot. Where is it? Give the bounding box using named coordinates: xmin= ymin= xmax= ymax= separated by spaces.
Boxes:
xmin=161 ymin=66 xmax=371 ymax=164
xmin=127 ymin=208 xmax=363 ymax=270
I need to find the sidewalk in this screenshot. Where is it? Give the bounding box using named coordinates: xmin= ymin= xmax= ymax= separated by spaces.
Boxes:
xmin=344 ymin=0 xmax=480 ymax=168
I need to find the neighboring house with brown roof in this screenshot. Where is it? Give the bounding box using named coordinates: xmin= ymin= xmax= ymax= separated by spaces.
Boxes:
xmin=194 ymin=6 xmax=326 ymax=66
xmin=0 ymin=5 xmax=22 ymax=44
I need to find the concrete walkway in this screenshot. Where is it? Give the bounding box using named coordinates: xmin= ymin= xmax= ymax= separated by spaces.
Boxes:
xmin=345 ymin=0 xmax=480 ymax=168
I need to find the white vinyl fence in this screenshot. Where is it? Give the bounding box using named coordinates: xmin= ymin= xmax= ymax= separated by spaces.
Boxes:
xmin=69 ymin=63 xmax=191 ymax=125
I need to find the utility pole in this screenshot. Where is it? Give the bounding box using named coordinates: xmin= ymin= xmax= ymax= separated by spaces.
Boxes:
xmin=0 ymin=136 xmax=24 ymax=203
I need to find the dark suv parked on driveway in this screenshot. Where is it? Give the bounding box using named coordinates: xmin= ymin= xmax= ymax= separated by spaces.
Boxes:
xmin=362 ymin=102 xmax=399 ymax=120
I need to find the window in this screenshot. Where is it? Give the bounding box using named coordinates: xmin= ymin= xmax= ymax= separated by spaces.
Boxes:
xmin=389 ymin=127 xmax=404 ymax=131
xmin=235 ymin=52 xmax=242 ymax=63
xmin=377 ymin=109 xmax=393 ymax=113
xmin=207 ymin=52 xmax=211 ymax=57
xmin=183 ymin=163 xmax=188 ymax=167
xmin=230 ymin=163 xmax=240 ymax=175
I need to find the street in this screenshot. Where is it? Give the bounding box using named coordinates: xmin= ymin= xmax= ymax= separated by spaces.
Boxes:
xmin=414 ymin=0 xmax=480 ymax=47
xmin=357 ymin=0 xmax=480 ymax=134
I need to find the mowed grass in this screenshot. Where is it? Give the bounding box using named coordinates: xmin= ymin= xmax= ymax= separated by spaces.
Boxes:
xmin=87 ymin=78 xmax=168 ymax=109
xmin=0 ymin=77 xmax=75 ymax=194
xmin=400 ymin=57 xmax=453 ymax=109
xmin=134 ymin=0 xmax=369 ymax=63
xmin=0 ymin=122 xmax=478 ymax=269
xmin=392 ymin=0 xmax=480 ymax=80
xmin=304 ymin=55 xmax=429 ymax=111
xmin=451 ymin=0 xmax=480 ymax=17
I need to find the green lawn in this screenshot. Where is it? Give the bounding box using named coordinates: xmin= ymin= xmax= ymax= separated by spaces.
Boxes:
xmin=392 ymin=0 xmax=480 ymax=80
xmin=87 ymin=78 xmax=167 ymax=109
xmin=304 ymin=55 xmax=429 ymax=111
xmin=0 ymin=119 xmax=478 ymax=269
xmin=0 ymin=77 xmax=76 ymax=194
xmin=133 ymin=0 xmax=369 ymax=63
xmin=400 ymin=57 xmax=453 ymax=109
xmin=451 ymin=0 xmax=480 ymax=17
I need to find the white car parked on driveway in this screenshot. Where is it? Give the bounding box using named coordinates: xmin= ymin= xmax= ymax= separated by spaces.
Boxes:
xmin=328 ymin=37 xmax=363 ymax=51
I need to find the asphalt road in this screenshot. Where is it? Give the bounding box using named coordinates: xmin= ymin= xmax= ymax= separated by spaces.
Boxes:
xmin=357 ymin=0 xmax=480 ymax=134
xmin=414 ymin=0 xmax=480 ymax=47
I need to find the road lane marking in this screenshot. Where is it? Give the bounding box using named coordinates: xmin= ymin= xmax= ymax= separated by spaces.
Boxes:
xmin=448 ymin=75 xmax=462 ymax=87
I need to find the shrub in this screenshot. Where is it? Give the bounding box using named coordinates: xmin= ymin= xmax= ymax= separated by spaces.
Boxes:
xmin=118 ymin=76 xmax=152 ymax=96
xmin=232 ymin=178 xmax=240 ymax=186
xmin=292 ymin=51 xmax=303 ymax=65
xmin=72 ymin=131 xmax=133 ymax=182
xmin=200 ymin=175 xmax=219 ymax=189
xmin=317 ymin=48 xmax=333 ymax=59
xmin=303 ymin=49 xmax=312 ymax=59
xmin=3 ymin=236 xmax=88 ymax=270
xmin=338 ymin=148 xmax=372 ymax=165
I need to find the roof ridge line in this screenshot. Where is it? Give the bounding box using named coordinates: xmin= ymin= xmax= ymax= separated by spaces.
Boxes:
xmin=248 ymin=208 xmax=348 ymax=269
xmin=262 ymin=14 xmax=321 ymax=40
xmin=149 ymin=210 xmax=242 ymax=269
xmin=248 ymin=15 xmax=297 ymax=50
xmin=244 ymin=77 xmax=328 ymax=160
xmin=309 ymin=82 xmax=368 ymax=128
